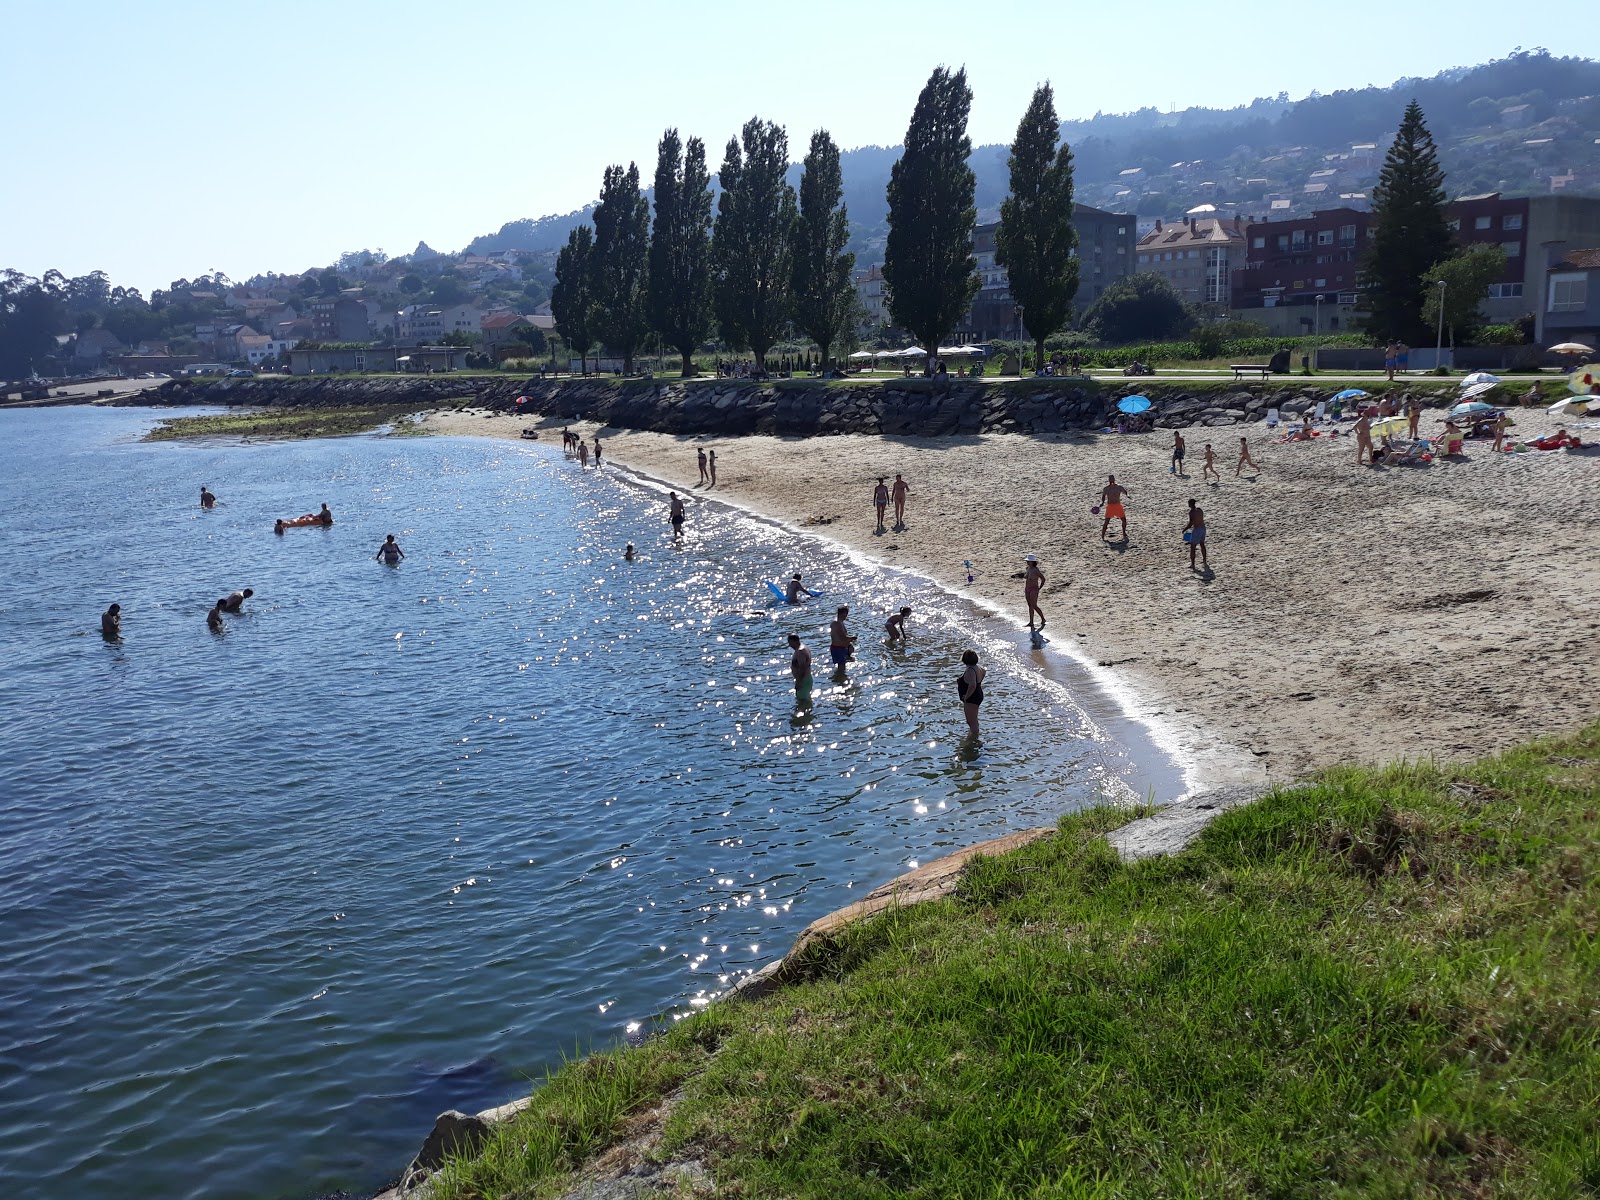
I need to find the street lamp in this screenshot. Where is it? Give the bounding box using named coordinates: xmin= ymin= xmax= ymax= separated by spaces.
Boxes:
xmin=1313 ymin=294 xmax=1324 ymax=336
xmin=1434 ymin=278 xmax=1447 ymax=372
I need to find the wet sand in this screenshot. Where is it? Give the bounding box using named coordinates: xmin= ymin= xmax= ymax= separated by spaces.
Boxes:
xmin=426 ymin=405 xmax=1600 ymax=787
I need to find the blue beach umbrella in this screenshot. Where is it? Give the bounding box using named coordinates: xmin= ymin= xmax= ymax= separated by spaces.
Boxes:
xmin=1332 ymin=388 xmax=1368 ymax=402
xmin=1117 ymin=395 xmax=1152 ymax=414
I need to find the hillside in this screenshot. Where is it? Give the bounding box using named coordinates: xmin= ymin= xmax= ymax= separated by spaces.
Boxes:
xmin=462 ymin=50 xmax=1600 ymax=263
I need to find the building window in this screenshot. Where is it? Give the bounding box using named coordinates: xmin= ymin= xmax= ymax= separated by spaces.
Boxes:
xmin=1447 ymin=218 xmax=1461 ymax=231
xmin=1339 ymin=224 xmax=1356 ymax=242
xmin=1487 ymin=283 xmax=1524 ymax=299
xmin=1117 ymin=226 xmax=1127 ymax=235
xmin=1503 ymin=214 xmax=1523 ymax=230
xmin=1549 ymin=272 xmax=1587 ymax=312
xmin=1502 ymin=241 xmax=1521 ymax=257
xmin=1317 ymin=229 xmax=1334 ymax=245
xmin=1277 ymin=235 xmax=1289 ymax=251
xmin=1315 ymin=278 xmax=1327 ymax=287
xmin=1138 ymin=254 xmax=1148 ymax=264
xmin=1474 ymin=216 xmax=1491 ymax=230
xmin=1293 ymin=280 xmax=1304 ymax=288
xmin=1252 ymin=237 xmax=1265 ymax=249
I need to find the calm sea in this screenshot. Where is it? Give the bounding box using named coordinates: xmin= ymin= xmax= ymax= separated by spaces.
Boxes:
xmin=0 ymin=408 xmax=1179 ymax=1200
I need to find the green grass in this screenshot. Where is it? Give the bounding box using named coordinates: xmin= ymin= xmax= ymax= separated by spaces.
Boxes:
xmin=430 ymin=726 xmax=1600 ymax=1199
xmin=144 ymin=403 xmax=452 ymax=441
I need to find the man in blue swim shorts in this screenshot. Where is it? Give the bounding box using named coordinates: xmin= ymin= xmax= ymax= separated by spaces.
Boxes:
xmin=828 ymin=606 xmax=856 ymax=677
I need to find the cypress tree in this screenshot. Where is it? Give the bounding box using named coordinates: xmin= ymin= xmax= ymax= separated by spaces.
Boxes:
xmin=995 ymin=82 xmax=1079 ymax=370
xmin=790 ymin=129 xmax=856 ymax=371
xmin=711 ymin=117 xmax=796 ymax=373
xmin=551 ymin=224 xmax=596 ymax=374
xmin=883 ymin=66 xmax=980 ymax=371
xmin=591 ymin=162 xmax=651 ymax=373
xmin=1358 ymin=100 xmax=1452 ymax=344
xmin=649 ymin=129 xmax=713 ymax=378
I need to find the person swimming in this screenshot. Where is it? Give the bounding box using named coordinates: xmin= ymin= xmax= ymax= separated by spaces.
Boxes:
xmin=375 ymin=535 xmax=405 ymax=564
xmin=623 ymin=542 xmax=635 ymax=561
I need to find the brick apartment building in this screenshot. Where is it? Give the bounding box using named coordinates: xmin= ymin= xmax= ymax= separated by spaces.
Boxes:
xmin=1134 ymin=213 xmax=1249 ymax=312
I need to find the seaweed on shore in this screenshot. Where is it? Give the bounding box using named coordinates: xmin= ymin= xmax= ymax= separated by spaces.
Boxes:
xmin=144 ymin=404 xmax=433 ymax=442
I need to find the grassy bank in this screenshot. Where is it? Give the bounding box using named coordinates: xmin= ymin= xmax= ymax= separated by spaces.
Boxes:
xmin=144 ymin=403 xmax=447 ymax=441
xmin=432 ymin=726 xmax=1600 ymax=1198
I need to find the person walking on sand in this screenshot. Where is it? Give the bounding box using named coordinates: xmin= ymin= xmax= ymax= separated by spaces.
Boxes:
xmin=697 ymin=447 xmax=708 ymax=485
xmin=1384 ymin=341 xmax=1398 ymax=381
xmin=101 ymin=603 xmax=121 ymax=640
xmin=668 ymin=492 xmax=686 ymax=540
xmin=1201 ymin=443 xmax=1220 ymax=484
xmin=222 ymin=588 xmax=254 ymax=613
xmin=891 ymin=473 xmax=910 ymax=526
xmin=788 ymin=633 xmax=813 ymax=701
xmin=200 ymin=485 xmax=216 ymax=508
xmin=1170 ymin=430 xmax=1187 ymax=477
xmin=1024 ymin=555 xmax=1046 ymax=629
xmin=1491 ymin=411 xmax=1509 ymax=453
xmin=1407 ymin=397 xmax=1421 ymax=440
xmin=375 ymin=534 xmax=405 ymax=564
xmin=828 ymin=606 xmax=856 ymax=677
xmin=707 ymin=449 xmax=717 ymax=487
xmin=956 ymin=649 xmax=986 ymax=736
xmin=1354 ymin=412 xmax=1374 ymax=465
xmin=1099 ymin=475 xmax=1130 ymax=540
xmin=873 ymin=477 xmax=889 ymax=531
xmin=885 ymin=606 xmax=911 ymax=644
xmin=1235 ymin=436 xmax=1259 ymax=477
xmin=1184 ymin=498 xmax=1208 ymax=571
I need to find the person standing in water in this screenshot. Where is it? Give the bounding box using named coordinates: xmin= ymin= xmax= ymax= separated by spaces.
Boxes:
xmin=273 ymin=519 xmax=286 ymax=535
xmin=577 ymin=440 xmax=590 ymax=468
xmin=957 ymin=649 xmax=986 ymax=735
xmin=885 ymin=606 xmax=911 ymax=644
xmin=199 ymin=485 xmax=216 ymax=508
xmin=828 ymin=605 xmax=856 ymax=677
xmin=207 ymin=599 xmax=227 ymax=631
xmin=891 ymin=473 xmax=910 ymax=527
xmin=1235 ymin=436 xmax=1259 ymax=477
xmin=100 ymin=603 xmax=121 ymax=640
xmin=1184 ymin=498 xmax=1208 ymax=571
xmin=697 ymin=447 xmax=708 ymax=485
xmin=1024 ymin=555 xmax=1046 ymax=629
xmin=623 ymin=542 xmax=635 ymax=561
xmin=788 ymin=633 xmax=813 ymax=701
xmin=785 ymin=574 xmax=816 ymax=603
xmin=317 ymin=503 xmax=334 ymax=526
xmin=593 ymin=437 xmax=603 ymax=467
xmin=222 ymin=588 xmax=254 ymax=613
xmin=1099 ymin=475 xmax=1130 ymax=540
xmin=873 ymin=477 xmax=889 ymax=531
xmin=668 ymin=492 xmax=686 ymax=540
xmin=375 ymin=535 xmax=405 ymax=564
xmin=707 ymin=449 xmax=718 ymax=487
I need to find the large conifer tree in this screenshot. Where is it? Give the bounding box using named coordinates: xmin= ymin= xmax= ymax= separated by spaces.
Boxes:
xmin=551 ymin=224 xmax=596 ymax=373
xmin=995 ymin=82 xmax=1078 ymax=369
xmin=883 ymin=66 xmax=979 ymax=371
xmin=711 ymin=118 xmax=796 ymax=373
xmin=591 ymin=162 xmax=651 ymax=373
xmin=1358 ymin=100 xmax=1452 ymax=344
xmin=790 ymin=130 xmax=856 ymax=370
xmin=649 ymin=129 xmax=713 ymax=378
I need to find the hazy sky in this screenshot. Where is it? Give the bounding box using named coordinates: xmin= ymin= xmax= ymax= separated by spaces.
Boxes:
xmin=1 ymin=0 xmax=1581 ymax=292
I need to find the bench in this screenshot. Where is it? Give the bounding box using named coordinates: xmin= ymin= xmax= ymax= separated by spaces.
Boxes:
xmin=1230 ymin=364 xmax=1272 ymax=380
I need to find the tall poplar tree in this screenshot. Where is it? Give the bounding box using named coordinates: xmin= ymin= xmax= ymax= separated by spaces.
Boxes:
xmin=551 ymin=224 xmax=596 ymax=374
xmin=649 ymin=129 xmax=713 ymax=378
xmin=1358 ymin=100 xmax=1452 ymax=345
xmin=790 ymin=130 xmax=855 ymax=370
xmin=995 ymin=82 xmax=1078 ymax=369
xmin=883 ymin=66 xmax=979 ymax=372
xmin=591 ymin=162 xmax=651 ymax=373
xmin=711 ymin=117 xmax=796 ymax=373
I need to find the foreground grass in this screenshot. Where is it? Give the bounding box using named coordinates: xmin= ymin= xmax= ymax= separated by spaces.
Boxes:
xmin=144 ymin=403 xmax=449 ymax=441
xmin=432 ymin=727 xmax=1600 ymax=1199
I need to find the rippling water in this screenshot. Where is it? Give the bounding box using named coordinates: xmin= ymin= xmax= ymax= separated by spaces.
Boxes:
xmin=0 ymin=408 xmax=1179 ymax=1199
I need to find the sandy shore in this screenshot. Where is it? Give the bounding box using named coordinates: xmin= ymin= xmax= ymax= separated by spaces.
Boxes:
xmin=424 ymin=404 xmax=1600 ymax=787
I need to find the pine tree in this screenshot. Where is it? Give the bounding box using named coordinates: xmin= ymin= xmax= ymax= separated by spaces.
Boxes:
xmin=995 ymin=82 xmax=1078 ymax=370
xmin=711 ymin=118 xmax=796 ymax=373
xmin=790 ymin=130 xmax=856 ymax=371
xmin=649 ymin=129 xmax=713 ymax=378
xmin=591 ymin=162 xmax=652 ymax=373
xmin=883 ymin=66 xmax=980 ymax=371
xmin=1358 ymin=100 xmax=1452 ymax=344
xmin=551 ymin=225 xmax=596 ymax=373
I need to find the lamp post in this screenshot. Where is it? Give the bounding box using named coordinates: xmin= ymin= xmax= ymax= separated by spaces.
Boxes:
xmin=1434 ymin=278 xmax=1447 ymax=372
xmin=1313 ymin=294 xmax=1324 ymax=336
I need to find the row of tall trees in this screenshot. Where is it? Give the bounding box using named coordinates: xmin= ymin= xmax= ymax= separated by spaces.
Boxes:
xmin=552 ymin=67 xmax=1090 ymax=377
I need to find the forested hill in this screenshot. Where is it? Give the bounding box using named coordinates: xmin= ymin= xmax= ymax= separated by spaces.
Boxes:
xmin=462 ymin=50 xmax=1600 ymax=258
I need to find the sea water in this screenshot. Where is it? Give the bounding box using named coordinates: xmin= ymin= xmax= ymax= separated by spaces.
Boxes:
xmin=0 ymin=408 xmax=1180 ymax=1199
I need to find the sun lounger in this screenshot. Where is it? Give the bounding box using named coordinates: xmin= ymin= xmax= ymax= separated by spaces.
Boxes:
xmin=1265 ymin=407 xmax=1280 ymax=428
xmin=1382 ymin=438 xmax=1433 ymax=465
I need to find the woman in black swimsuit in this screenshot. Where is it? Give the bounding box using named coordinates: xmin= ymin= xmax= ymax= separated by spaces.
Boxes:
xmin=956 ymin=649 xmax=986 ymax=735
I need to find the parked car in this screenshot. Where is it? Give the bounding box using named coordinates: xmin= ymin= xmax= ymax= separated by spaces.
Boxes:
xmin=225 ymin=368 xmax=255 ymax=378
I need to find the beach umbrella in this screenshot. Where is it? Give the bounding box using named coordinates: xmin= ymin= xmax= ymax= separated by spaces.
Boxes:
xmin=1117 ymin=395 xmax=1152 ymax=414
xmin=1459 ymin=381 xmax=1499 ymax=400
xmin=1568 ymin=364 xmax=1600 ymax=394
xmin=1459 ymin=371 xmax=1500 ymax=387
xmin=1548 ymin=342 xmax=1593 ymax=355
xmin=1370 ymin=415 xmax=1408 ymax=441
xmin=1548 ymin=397 xmax=1589 ymax=418
xmin=1447 ymin=400 xmax=1498 ymax=418
xmin=1332 ymin=388 xmax=1368 ymax=402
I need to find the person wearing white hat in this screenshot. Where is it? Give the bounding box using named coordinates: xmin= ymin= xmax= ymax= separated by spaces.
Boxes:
xmin=1024 ymin=555 xmax=1046 ymax=629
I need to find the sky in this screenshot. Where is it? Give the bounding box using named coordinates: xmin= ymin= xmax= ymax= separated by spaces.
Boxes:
xmin=1 ymin=0 xmax=1585 ymax=293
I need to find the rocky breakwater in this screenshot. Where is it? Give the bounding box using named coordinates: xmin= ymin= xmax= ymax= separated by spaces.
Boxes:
xmin=138 ymin=375 xmax=1458 ymax=437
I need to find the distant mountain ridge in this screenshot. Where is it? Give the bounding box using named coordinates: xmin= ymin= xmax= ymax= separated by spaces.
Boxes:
xmin=459 ymin=50 xmax=1600 ymax=261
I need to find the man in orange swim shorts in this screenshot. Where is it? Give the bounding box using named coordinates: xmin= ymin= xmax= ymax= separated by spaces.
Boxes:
xmin=1099 ymin=474 xmax=1130 ymax=540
